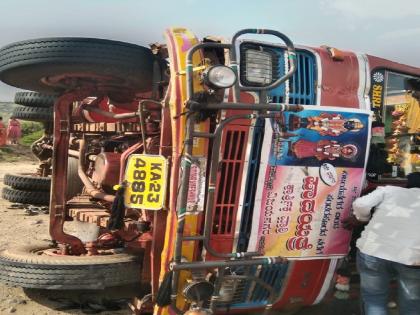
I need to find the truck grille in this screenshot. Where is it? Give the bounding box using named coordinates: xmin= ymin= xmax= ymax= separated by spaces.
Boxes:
xmin=214 ymin=263 xmax=289 ymax=309
xmin=208 ymin=126 xmax=249 ymax=256
xmin=213 ymin=129 xmax=246 ymax=234
xmin=270 ymin=50 xmax=316 ymax=105
xmin=250 ymin=264 xmax=287 ymax=302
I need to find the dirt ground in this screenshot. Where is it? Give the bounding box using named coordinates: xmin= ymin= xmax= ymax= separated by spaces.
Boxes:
xmin=0 ymin=157 xmax=138 ymax=315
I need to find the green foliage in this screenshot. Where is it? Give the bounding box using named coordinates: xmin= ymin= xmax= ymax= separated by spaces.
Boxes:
xmin=20 ymin=121 xmax=44 ymax=137
xmin=20 ymin=129 xmax=44 ymax=146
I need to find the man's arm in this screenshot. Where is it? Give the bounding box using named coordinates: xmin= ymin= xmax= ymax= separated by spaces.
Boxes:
xmin=341 ymin=187 xmax=386 ymax=230
xmin=352 ymin=187 xmax=386 ymax=221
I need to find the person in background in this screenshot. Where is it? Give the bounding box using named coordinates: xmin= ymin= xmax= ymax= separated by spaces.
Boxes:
xmin=6 ymin=117 xmax=21 ymax=145
xmin=0 ymin=117 xmax=6 ymax=146
xmin=342 ymin=172 xmax=420 ymax=315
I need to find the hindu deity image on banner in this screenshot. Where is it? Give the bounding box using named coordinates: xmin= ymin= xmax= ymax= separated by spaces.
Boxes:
xmin=248 ymin=106 xmax=372 ymax=259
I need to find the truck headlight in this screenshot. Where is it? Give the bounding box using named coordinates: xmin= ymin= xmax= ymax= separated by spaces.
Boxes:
xmin=204 ymin=65 xmax=237 ymax=89
xmin=240 ymin=44 xmax=279 ymax=87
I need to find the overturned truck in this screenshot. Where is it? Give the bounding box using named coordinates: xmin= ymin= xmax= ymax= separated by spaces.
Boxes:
xmin=0 ymin=28 xmax=419 ymax=314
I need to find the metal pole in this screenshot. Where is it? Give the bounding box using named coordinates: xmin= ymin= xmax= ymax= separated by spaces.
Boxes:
xmin=171 ymin=256 xmax=286 ymax=271
xmin=171 ymin=113 xmax=196 ymax=312
xmin=188 ymin=101 xmax=304 ymax=112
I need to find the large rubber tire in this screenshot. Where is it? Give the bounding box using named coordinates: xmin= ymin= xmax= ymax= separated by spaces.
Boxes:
xmin=14 ymin=91 xmax=56 ymax=108
xmin=12 ymin=106 xmax=53 ymax=122
xmin=0 ymin=242 xmax=142 ymax=290
xmin=0 ymin=37 xmax=156 ymax=94
xmin=4 ymin=174 xmax=51 ymax=191
xmin=2 ymin=187 xmax=50 ymax=205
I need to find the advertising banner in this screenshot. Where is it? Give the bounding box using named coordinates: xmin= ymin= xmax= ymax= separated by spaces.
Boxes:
xmin=248 ymin=106 xmax=372 ymax=258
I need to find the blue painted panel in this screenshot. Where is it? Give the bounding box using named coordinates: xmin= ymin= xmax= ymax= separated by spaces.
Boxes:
xmin=269 ymin=50 xmax=317 ymax=105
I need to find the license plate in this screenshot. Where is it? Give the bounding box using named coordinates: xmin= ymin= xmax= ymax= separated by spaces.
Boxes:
xmin=124 ymin=154 xmax=168 ymax=210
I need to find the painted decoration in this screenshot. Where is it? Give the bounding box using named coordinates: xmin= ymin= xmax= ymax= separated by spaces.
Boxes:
xmin=248 ymin=106 xmax=371 ymax=258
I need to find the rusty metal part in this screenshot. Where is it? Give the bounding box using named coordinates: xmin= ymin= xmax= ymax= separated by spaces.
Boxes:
xmin=39 ymin=142 xmax=83 ymax=160
xmin=119 ymin=142 xmax=143 ymax=182
xmin=139 ymin=100 xmax=148 ymax=154
xmin=131 ymin=231 xmax=153 ymax=284
xmin=128 ymin=294 xmax=154 ymax=315
xmin=50 ymin=92 xmax=89 ymax=255
xmin=81 ymin=102 xmax=139 ymax=120
xmin=145 ymin=136 xmax=161 ymax=154
xmin=85 ymin=241 xmax=99 ymax=255
xmin=49 ymin=89 xmax=145 ymax=255
xmin=40 ymin=143 xmax=53 ymax=150
xmin=97 ymin=232 xmax=119 ymax=248
xmin=92 ymin=152 xmax=121 ymax=189
xmin=37 ymin=160 xmax=52 ymax=177
xmin=69 ymin=208 xmax=111 ymax=225
xmin=78 ymin=139 xmax=115 ymax=203
xmin=31 ymin=134 xmax=53 ymax=162
xmin=138 ymin=99 xmax=163 ymax=154
xmin=58 ymin=243 xmax=69 ymax=255
xmin=40 ymin=142 xmax=80 ymax=159
xmin=68 ymin=207 xmax=139 ymax=232
xmin=73 ymin=121 xmax=142 ymax=133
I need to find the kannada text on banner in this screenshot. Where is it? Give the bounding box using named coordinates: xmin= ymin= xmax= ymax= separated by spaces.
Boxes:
xmin=248 ymin=106 xmax=372 ymax=258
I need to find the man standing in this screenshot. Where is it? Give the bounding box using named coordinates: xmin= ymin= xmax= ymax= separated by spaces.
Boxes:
xmin=343 ymin=172 xmax=420 ymax=315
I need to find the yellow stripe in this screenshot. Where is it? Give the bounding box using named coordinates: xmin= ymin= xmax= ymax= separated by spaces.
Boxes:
xmin=155 ymin=27 xmax=209 ymax=315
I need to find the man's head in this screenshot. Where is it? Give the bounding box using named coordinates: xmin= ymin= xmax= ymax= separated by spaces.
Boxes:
xmin=405 ymin=78 xmax=420 ymax=101
xmin=407 ymin=172 xmax=420 ymax=188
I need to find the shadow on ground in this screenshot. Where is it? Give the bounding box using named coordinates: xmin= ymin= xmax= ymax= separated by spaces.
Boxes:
xmin=22 ymin=284 xmax=148 ymax=314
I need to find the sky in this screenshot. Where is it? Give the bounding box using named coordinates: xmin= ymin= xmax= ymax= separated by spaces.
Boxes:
xmin=0 ymin=0 xmax=419 ymax=101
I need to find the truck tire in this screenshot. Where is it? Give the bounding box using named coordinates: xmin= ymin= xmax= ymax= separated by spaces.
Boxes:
xmin=0 ymin=37 xmax=156 ymax=95
xmin=0 ymin=242 xmax=142 ymax=290
xmin=4 ymin=174 xmax=51 ymax=191
xmin=12 ymin=106 xmax=53 ymax=122
xmin=2 ymin=187 xmax=50 ymax=205
xmin=14 ymin=92 xmax=56 ymax=108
